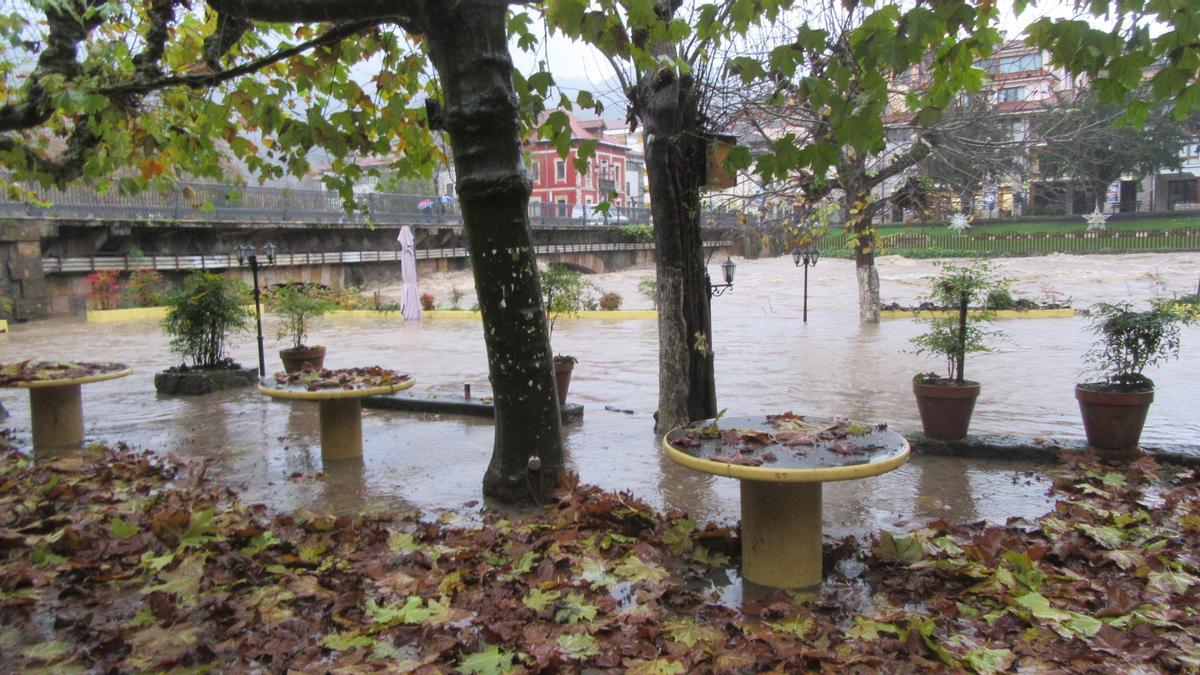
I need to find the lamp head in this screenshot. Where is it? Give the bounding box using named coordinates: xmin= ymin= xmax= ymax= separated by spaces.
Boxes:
xmin=810 ymin=247 xmax=820 ymax=266
xmin=234 ymin=243 xmax=248 ymax=266
xmin=792 ymin=247 xmax=802 ymax=266
xmin=721 ymin=256 xmax=736 ymax=285
xmin=264 ymin=241 xmax=277 ymax=264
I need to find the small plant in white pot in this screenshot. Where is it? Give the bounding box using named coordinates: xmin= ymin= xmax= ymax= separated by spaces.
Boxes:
xmin=1076 ymin=301 xmax=1192 ymax=454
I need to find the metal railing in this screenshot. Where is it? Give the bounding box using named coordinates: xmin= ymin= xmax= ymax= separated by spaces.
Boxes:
xmin=41 ymin=240 xmax=734 ymax=274
xmin=0 ymin=181 xmax=765 ymax=229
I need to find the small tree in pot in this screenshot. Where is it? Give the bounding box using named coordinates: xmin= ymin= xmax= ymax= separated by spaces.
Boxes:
xmin=269 ymin=284 xmax=337 ymax=373
xmin=1076 ymin=302 xmax=1192 ymax=453
xmin=156 ymin=271 xmax=256 ymax=395
xmin=910 ymin=261 xmax=1005 ymax=440
xmin=541 ymin=264 xmax=596 ymax=406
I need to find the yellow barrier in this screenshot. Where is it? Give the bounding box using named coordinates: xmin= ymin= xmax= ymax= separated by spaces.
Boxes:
xmin=425 ymin=310 xmax=658 ymax=320
xmin=0 ymin=319 xmax=7 ymax=333
xmin=880 ymin=308 xmax=1076 ymax=320
xmin=86 ymin=306 xmax=169 ymax=323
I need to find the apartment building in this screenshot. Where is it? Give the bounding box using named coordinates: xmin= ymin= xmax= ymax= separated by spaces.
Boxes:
xmin=526 ymin=111 xmax=632 ymax=219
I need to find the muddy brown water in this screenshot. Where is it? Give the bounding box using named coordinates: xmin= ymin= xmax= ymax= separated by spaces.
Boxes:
xmin=1 ymin=253 xmax=1195 ymax=536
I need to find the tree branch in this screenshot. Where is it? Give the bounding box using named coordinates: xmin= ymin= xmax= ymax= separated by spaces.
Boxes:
xmin=97 ymin=19 xmax=379 ymax=96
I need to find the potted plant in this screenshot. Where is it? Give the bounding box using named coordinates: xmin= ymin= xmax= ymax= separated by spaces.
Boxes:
xmin=1076 ymin=301 xmax=1192 ymax=453
xmin=541 ymin=264 xmax=596 ymax=406
xmin=269 ymin=284 xmax=336 ymax=373
xmin=910 ymin=261 xmax=1004 ymax=440
xmin=155 ymin=271 xmax=257 ymax=395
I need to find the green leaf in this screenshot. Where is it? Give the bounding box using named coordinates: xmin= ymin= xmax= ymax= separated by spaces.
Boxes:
xmin=321 ymin=631 xmax=375 ymax=651
xmin=1075 ymin=523 xmax=1124 ymax=548
xmin=107 ymin=516 xmax=139 ymax=539
xmin=613 ymin=555 xmax=667 ymax=584
xmin=240 ymin=531 xmax=280 ymax=556
xmin=457 ymin=644 xmax=517 ymax=675
xmin=20 ymin=640 xmax=72 ymax=663
xmin=873 ymin=531 xmax=924 ymax=564
xmin=557 ymin=633 xmax=600 ymax=660
xmin=963 ymin=646 xmax=1015 ymax=674
xmin=1148 ymin=569 xmax=1198 ymax=595
xmin=767 ymin=616 xmax=813 ymax=639
xmin=522 ymin=587 xmax=561 ymax=612
xmin=846 ymin=617 xmax=900 ymax=640
xmin=554 ymin=591 xmax=598 ymax=625
xmin=665 ymin=618 xmax=725 ymax=646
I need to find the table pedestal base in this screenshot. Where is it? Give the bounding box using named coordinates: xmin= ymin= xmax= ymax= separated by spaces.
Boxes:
xmin=29 ymin=385 xmax=84 ymax=450
xmin=319 ymin=398 xmax=363 ymax=460
xmin=740 ymin=481 xmax=823 ymax=589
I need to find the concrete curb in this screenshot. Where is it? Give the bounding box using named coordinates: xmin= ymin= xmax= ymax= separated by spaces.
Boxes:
xmin=907 ymin=432 xmax=1200 ymax=466
xmin=363 ymin=392 xmax=584 ymax=424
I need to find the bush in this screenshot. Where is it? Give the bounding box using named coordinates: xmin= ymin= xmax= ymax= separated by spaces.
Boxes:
xmin=268 ymin=284 xmax=336 ymax=350
xmin=163 ymin=272 xmax=251 ymax=369
xmin=541 ymin=264 xmax=597 ymax=335
xmin=1083 ymin=302 xmax=1192 ymax=389
xmin=910 ymin=261 xmax=1006 ymax=383
xmin=86 ymin=270 xmax=122 ymax=310
xmin=985 ymin=287 xmax=1014 ymax=310
xmin=420 ymin=293 xmax=436 ymax=311
xmin=449 ymin=287 xmax=464 ymax=310
xmin=598 ymin=291 xmax=623 ymax=311
xmin=126 ymin=270 xmax=165 ymax=307
xmin=619 ymin=223 xmax=653 ymax=242
xmin=637 ymin=277 xmax=657 ymax=309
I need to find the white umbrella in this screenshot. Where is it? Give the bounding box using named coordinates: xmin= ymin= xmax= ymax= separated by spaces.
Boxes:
xmin=398 ymin=226 xmax=422 ymax=321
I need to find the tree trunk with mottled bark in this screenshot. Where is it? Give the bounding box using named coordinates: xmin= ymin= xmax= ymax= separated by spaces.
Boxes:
xmin=637 ymin=71 xmax=715 ymax=433
xmin=425 ymin=8 xmax=563 ymax=504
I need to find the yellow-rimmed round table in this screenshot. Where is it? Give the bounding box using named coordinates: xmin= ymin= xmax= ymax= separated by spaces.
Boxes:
xmin=663 ymin=415 xmax=909 ymax=589
xmin=0 ymin=361 xmax=133 ymax=450
xmin=259 ymin=368 xmax=414 ymax=460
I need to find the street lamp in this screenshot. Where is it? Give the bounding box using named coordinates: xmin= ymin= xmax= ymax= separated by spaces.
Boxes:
xmin=234 ymin=242 xmax=276 ymax=377
xmin=791 ymin=246 xmax=819 ymax=322
xmin=706 ymin=256 xmax=737 ymax=298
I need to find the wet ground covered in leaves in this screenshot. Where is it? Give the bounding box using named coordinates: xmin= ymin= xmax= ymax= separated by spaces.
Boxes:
xmin=1 ymin=441 xmax=1197 ymax=673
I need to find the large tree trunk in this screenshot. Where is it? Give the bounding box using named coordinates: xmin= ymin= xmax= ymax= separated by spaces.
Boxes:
xmin=424 ymin=8 xmax=563 ymax=504
xmin=637 ymin=71 xmax=715 ymax=433
xmin=854 ymin=234 xmax=881 ymax=324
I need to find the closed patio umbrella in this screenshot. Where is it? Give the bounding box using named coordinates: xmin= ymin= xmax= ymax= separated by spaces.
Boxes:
xmin=398 ymin=226 xmax=422 ymax=321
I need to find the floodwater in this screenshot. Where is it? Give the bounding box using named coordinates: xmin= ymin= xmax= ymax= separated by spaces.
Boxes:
xmin=1 ymin=252 xmax=1196 ymax=537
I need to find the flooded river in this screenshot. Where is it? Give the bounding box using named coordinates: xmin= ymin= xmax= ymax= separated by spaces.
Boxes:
xmin=1 ymin=252 xmax=1196 ymax=536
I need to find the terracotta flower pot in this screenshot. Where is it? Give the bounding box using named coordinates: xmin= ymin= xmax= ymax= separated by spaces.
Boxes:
xmin=1075 ymin=384 xmax=1154 ymax=452
xmin=280 ymin=346 xmax=326 ymax=374
xmin=912 ymin=379 xmax=981 ymax=441
xmin=553 ymin=359 xmax=575 ymax=406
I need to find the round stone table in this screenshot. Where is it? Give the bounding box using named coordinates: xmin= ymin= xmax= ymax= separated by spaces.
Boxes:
xmin=1 ymin=363 xmax=133 ymax=450
xmin=259 ymin=372 xmax=414 ymax=460
xmin=663 ymin=415 xmax=909 ymax=589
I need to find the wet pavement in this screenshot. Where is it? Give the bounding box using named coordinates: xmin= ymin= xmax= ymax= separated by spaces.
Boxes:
xmin=1 ymin=252 xmax=1196 ymax=535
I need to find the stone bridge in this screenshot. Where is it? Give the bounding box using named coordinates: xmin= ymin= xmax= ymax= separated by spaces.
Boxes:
xmin=0 ymin=183 xmax=765 ymax=318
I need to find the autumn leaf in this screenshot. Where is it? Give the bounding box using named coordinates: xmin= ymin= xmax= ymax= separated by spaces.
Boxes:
xmin=458 ymin=644 xmax=518 ymax=674
xmin=873 ymin=530 xmax=924 ymax=564
xmin=557 ymin=633 xmax=601 ymax=660
xmin=522 ymin=587 xmax=561 ymax=612
xmin=614 ymin=555 xmax=668 ymax=584
xmin=665 ymin=618 xmax=725 ymax=646
xmin=554 ymin=591 xmax=598 ymax=624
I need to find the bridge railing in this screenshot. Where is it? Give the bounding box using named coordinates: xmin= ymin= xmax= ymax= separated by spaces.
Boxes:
xmin=0 ymin=181 xmax=766 ymax=229
xmin=40 ymin=240 xmax=734 ymax=274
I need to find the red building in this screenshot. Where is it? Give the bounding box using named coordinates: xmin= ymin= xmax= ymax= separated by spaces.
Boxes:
xmin=527 ymin=111 xmax=630 ymax=219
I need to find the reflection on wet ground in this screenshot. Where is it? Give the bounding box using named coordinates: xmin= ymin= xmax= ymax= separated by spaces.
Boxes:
xmin=1 ymin=253 xmax=1195 ymax=537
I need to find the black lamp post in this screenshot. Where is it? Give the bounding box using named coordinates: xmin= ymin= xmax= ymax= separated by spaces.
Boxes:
xmin=791 ymin=246 xmax=819 ymax=322
xmin=706 ymin=256 xmax=737 ymax=298
xmin=234 ymin=242 xmax=276 ymax=377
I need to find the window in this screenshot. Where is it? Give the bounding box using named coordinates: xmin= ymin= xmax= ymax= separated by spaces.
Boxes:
xmin=1006 ymin=119 xmax=1025 ymax=141
xmin=555 ymin=159 xmax=565 ymax=182
xmin=997 ymin=86 xmax=1026 ymax=103
xmin=556 ymin=198 xmax=568 ymax=217
xmin=1179 ymin=140 xmax=1200 ymax=160
xmin=529 ymin=161 xmax=539 ymax=184
xmin=998 ymin=53 xmax=1041 ymax=73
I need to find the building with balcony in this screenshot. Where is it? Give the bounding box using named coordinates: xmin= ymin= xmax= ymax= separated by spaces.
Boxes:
xmin=526 ymin=111 xmax=632 ymax=219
